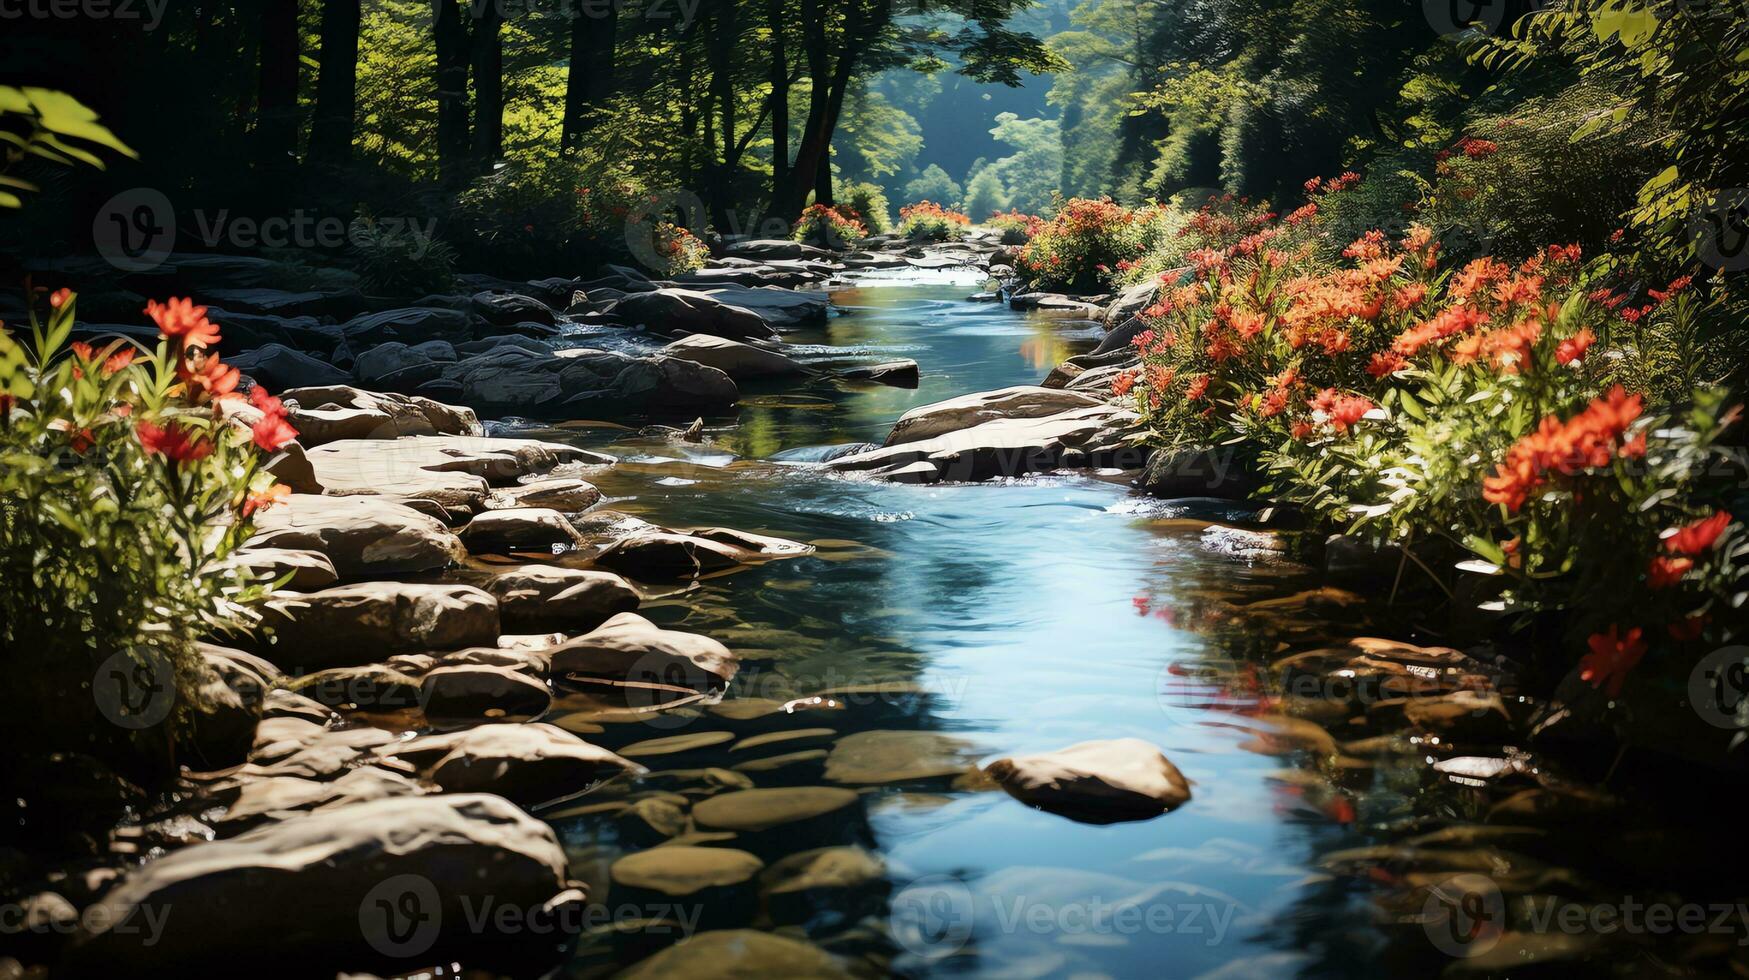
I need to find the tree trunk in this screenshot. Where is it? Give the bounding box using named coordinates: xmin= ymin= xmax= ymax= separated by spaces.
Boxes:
xmin=562 ymin=3 xmax=620 ymax=151
xmin=434 ymin=0 xmax=470 ymax=182
xmin=471 ymin=2 xmax=504 ymax=170
xmin=257 ymin=0 xmax=300 ymax=170
xmin=311 ymin=0 xmax=361 ymax=167
xmin=768 ymin=0 xmax=789 ymax=212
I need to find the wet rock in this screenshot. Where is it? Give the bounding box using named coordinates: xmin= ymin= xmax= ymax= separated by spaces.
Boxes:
xmin=731 ymin=728 xmax=837 ymax=753
xmin=610 ymin=846 xmax=764 ymax=897
xmin=617 ymin=929 xmax=852 ymax=979
xmin=351 ymin=341 xmax=445 ymax=392
xmin=607 ymin=288 xmax=777 ymax=341
xmin=460 ymin=507 xmax=585 ymax=552
xmin=233 ymin=547 xmax=339 ymax=592
xmin=302 ymin=435 xmax=608 ymax=514
xmin=1104 ymin=277 xmax=1169 ymax=324
xmin=884 ymin=385 xmax=1103 ymax=445
xmin=473 ymin=289 xmax=558 ymax=326
xmin=439 ymin=345 xmax=738 ymax=419
xmin=1274 ymin=637 xmax=1499 ymax=704
xmin=660 ymin=334 xmax=807 ymax=379
xmin=839 ymin=359 xmax=919 ymax=387
xmin=1368 ymin=690 xmax=1515 ymax=741
xmin=416 ymin=723 xmax=642 ymax=805
xmin=64 ymin=794 xmax=578 ymax=976
xmin=823 ymin=730 xmax=980 ymax=785
xmin=760 ymin=846 xmax=884 ymax=895
xmin=731 ymin=749 xmax=828 ymax=774
xmin=481 ymin=566 xmax=639 ymax=633
xmin=984 ymin=738 xmax=1192 ymax=824
xmin=258 ymin=583 xmax=500 ymax=671
xmin=690 ymin=787 xmax=859 ymax=833
xmin=486 ymin=477 xmax=602 ymax=512
xmin=722 ymin=239 xmax=832 ymax=262
xmin=618 ymin=796 xmax=690 ymax=844
xmin=548 ymin=612 xmax=738 ymax=693
xmin=259 ymin=689 xmax=334 ymax=724
xmin=620 ymin=731 xmax=736 ymax=758
xmin=218 ymin=767 xmax=423 ymax=829
xmin=420 ymin=664 xmax=552 ymax=720
xmin=249 ymin=494 xmax=465 ymax=578
xmin=693 ymin=285 xmax=830 ymax=328
xmin=831 ymin=405 xmax=1138 ymax=482
xmin=229 ymin=343 xmax=352 ymax=390
xmin=1009 ymin=292 xmax=1106 ymax=319
xmin=1138 ymin=446 xmax=1262 ymax=499
xmin=587 ymin=524 xmax=811 ymax=580
xmin=283 ymin=384 xmax=480 ymax=445
xmin=286 ymin=663 xmax=424 ymax=710
xmin=339 ymin=306 xmax=479 ymax=348
xmin=243 ymin=723 xmax=393 ymax=779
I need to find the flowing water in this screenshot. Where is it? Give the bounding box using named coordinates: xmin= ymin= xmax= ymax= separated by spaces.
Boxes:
xmin=496 ymin=276 xmax=1727 ymax=978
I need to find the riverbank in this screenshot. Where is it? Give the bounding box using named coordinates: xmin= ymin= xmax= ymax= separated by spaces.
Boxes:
xmin=3 ymin=242 xmax=1746 ymax=978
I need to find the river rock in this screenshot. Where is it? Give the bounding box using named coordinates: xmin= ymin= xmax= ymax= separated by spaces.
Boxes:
xmin=438 ymin=345 xmax=738 ymax=419
xmin=690 ymin=787 xmax=859 ymax=833
xmin=302 ymin=435 xmax=609 ymax=514
xmin=486 ymin=477 xmax=602 ymax=512
xmin=340 ymin=306 xmax=479 ymax=347
xmin=760 ymin=846 xmax=885 ymax=896
xmin=481 ymin=566 xmax=639 ymax=632
xmin=607 ymin=288 xmax=776 ymax=341
xmin=286 ymin=663 xmax=424 ymax=710
xmin=1139 ymin=446 xmax=1262 ymax=499
xmin=228 ymin=343 xmax=352 ymax=390
xmin=723 ymin=239 xmax=832 ymax=261
xmin=611 ymin=846 xmax=764 ymax=897
xmin=984 ymin=738 xmax=1192 ymax=824
xmin=660 ymin=334 xmax=807 ymax=379
xmin=831 ymin=405 xmax=1137 ymax=482
xmin=233 ymin=547 xmax=338 ymax=592
xmin=460 ymin=507 xmax=585 ymax=552
xmin=218 ymin=766 xmax=424 ymax=829
xmin=884 ymin=385 xmax=1104 ymax=445
xmin=249 ymin=494 xmax=466 ymax=578
xmin=64 ymin=794 xmax=577 ymax=976
xmin=823 ymin=730 xmax=980 ymax=785
xmin=694 ymin=285 xmax=830 ymax=328
xmin=617 ymin=929 xmax=852 ymax=979
xmin=582 ymin=519 xmax=813 ymax=580
xmin=258 ymin=583 xmax=500 ymax=671
xmin=548 ymin=612 xmax=738 ymax=693
xmin=840 ymin=359 xmax=919 ymax=387
xmin=283 ymin=384 xmax=480 ymax=445
xmin=420 ymin=664 xmax=552 ymax=719
xmin=472 ymin=289 xmax=557 ymax=326
xmin=351 ymin=341 xmax=446 ymax=392
xmin=416 ymin=723 xmax=642 ymax=804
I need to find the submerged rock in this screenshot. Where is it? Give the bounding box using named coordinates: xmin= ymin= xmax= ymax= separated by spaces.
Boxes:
xmin=984 ymin=738 xmax=1191 ymax=824
xmin=823 ymin=730 xmax=980 ymax=785
xmin=610 ymin=846 xmax=764 ymax=897
xmin=690 ymin=787 xmax=859 ymax=833
xmin=616 ymin=929 xmax=852 ymax=979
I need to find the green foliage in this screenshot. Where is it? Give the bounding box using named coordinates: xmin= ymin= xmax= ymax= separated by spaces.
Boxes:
xmin=840 ymin=181 xmax=893 ymax=235
xmin=0 ymin=86 xmax=134 ymax=208
xmin=981 ymin=113 xmax=1062 ymax=213
xmin=903 ymin=164 xmax=963 ymax=209
xmin=348 ymin=216 xmax=458 ymax=298
xmin=964 ymin=167 xmax=1010 ymax=220
xmin=897 ymin=201 xmax=972 ymax=241
xmin=792 ymin=204 xmax=868 ymax=248
xmin=1016 ymin=197 xmax=1175 ymax=293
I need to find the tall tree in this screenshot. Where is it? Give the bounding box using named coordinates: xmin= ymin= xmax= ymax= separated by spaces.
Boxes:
xmin=470 ymin=2 xmax=505 ymax=169
xmin=562 ymin=3 xmax=620 ymax=151
xmin=310 ymin=0 xmax=361 ymax=167
xmin=256 ymin=0 xmax=301 ymax=170
xmin=768 ymin=0 xmax=790 ymax=211
xmin=434 ymin=0 xmax=471 ymax=181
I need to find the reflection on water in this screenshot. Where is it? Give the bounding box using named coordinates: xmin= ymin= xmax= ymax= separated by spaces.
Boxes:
xmin=500 ymin=281 xmax=1714 ymax=979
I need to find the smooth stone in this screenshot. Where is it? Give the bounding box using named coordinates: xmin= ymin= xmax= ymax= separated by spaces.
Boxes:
xmin=984 ymin=738 xmax=1192 ymax=824
xmin=615 ymin=929 xmax=851 ymax=979
xmin=730 ymin=728 xmax=836 ymax=753
xmin=248 ymin=494 xmax=465 ymax=578
xmin=607 ymin=287 xmax=776 ymax=341
xmin=420 ymin=664 xmax=553 ymax=719
xmin=548 ymin=612 xmax=738 ymax=693
xmin=286 ymin=664 xmax=423 ymax=710
xmin=259 ymin=582 xmax=500 ymax=670
xmin=610 ymin=846 xmax=764 ymax=897
xmin=759 ymin=846 xmax=885 ymax=895
xmin=619 ymin=731 xmax=736 ymax=758
xmin=884 ymin=385 xmax=1105 ymax=445
xmin=283 ymin=384 xmax=480 ymax=445
xmin=303 ymin=435 xmax=608 ymax=512
xmin=481 ymin=566 xmax=639 ymax=633
xmin=690 ymin=787 xmax=858 ymax=832
xmin=839 ymin=359 xmax=919 ymax=387
xmin=730 ymin=749 xmax=829 ymax=773
xmin=486 ymin=477 xmax=602 ymax=512
xmin=831 ymin=405 xmax=1137 ymax=482
xmin=218 ymin=767 xmax=423 ymax=828
xmin=660 ymin=334 xmax=807 ymax=379
xmin=411 ymin=723 xmax=643 ymax=805
xmin=228 ymin=343 xmax=351 ymax=390
xmin=460 ymin=507 xmax=585 ymax=552
xmin=233 ymin=547 xmax=339 ymax=592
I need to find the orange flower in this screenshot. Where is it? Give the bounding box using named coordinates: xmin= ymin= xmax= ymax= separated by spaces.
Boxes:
xmin=1579 ymin=625 xmax=1646 ymax=698
xmin=252 ymin=412 xmax=299 ymax=452
xmin=1554 ymin=327 xmax=1595 ymax=366
xmin=145 ymin=298 xmax=222 ymax=350
xmin=49 ymin=287 xmax=73 ymax=310
xmin=177 ymin=351 xmax=241 ymax=403
xmin=1111 ymin=369 xmax=1138 ymax=398
xmin=1185 ymin=375 xmax=1210 ymax=401
xmin=1665 ymin=511 xmax=1732 ymax=556
xmin=102 ymin=347 xmax=136 ymax=375
xmin=1481 ymin=386 xmax=1644 ymax=512
xmin=1367 ymin=352 xmax=1406 ymax=378
xmin=242 ymin=482 xmax=292 ymax=518
xmin=136 ymin=420 xmax=213 ymax=465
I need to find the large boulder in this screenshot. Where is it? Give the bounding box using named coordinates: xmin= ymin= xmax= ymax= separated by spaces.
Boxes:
xmin=248 ymin=494 xmax=465 ymax=578
xmin=830 ymin=405 xmax=1138 ymax=482
xmin=885 ymin=385 xmax=1104 ymax=446
xmin=300 ymin=435 xmax=609 ymax=514
xmin=258 ymin=583 xmax=500 ymax=671
xmin=405 ymin=723 xmax=642 ymax=804
xmin=983 ymin=738 xmax=1191 ymax=824
xmin=547 ymin=612 xmax=738 ymax=693
xmin=339 ymin=306 xmax=480 ymax=347
xmin=459 ymin=507 xmax=585 ymax=552
xmin=485 ymin=477 xmax=601 ymax=512
xmin=283 ymin=385 xmax=480 ymax=446
xmin=205 ymin=308 xmax=341 ymax=355
xmin=472 ymin=289 xmax=557 ymax=326
xmin=660 ymin=335 xmax=807 ymax=380
xmin=352 ymin=342 xmax=446 ymax=392
xmin=228 ymin=344 xmax=352 ymax=391
xmin=64 ymin=794 xmax=579 ymax=976
xmin=607 ymin=288 xmax=776 ymax=341
xmin=438 ymin=346 xmax=738 ymax=419
xmin=694 ymin=285 xmax=830 ymax=329
xmin=419 ymin=664 xmax=552 ymax=720
xmin=722 ymin=239 xmax=832 ymax=261
xmin=480 ymin=566 xmax=639 ymax=633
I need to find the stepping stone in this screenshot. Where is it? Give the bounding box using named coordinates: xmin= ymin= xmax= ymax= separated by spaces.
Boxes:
xmin=823 ymin=730 xmax=980 ymax=785
xmin=258 ymin=583 xmax=500 ymax=671
xmin=419 ymin=664 xmax=552 ymax=720
xmin=616 ymin=929 xmax=852 ymax=979
xmin=984 ymin=738 xmax=1191 ymax=824
xmin=249 ymin=494 xmax=465 ymax=579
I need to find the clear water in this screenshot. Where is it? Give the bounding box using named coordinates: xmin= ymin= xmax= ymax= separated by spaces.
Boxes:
xmin=504 ymin=278 xmax=1478 ymax=977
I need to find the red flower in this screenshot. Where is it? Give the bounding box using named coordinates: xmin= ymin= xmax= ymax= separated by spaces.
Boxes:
xmin=251 ymin=412 xmax=299 ymax=452
xmin=145 ymin=298 xmax=222 ymax=350
xmin=71 ymin=341 xmax=95 ymax=360
xmin=1554 ymin=327 xmax=1596 ymax=366
xmin=102 ymin=347 xmax=136 ymax=375
xmin=136 ymin=420 xmax=213 ymax=465
xmin=248 ymin=385 xmax=285 ymax=416
xmin=1667 ymin=616 xmax=1707 ymax=642
xmin=49 ymin=287 xmax=73 ymax=310
xmin=1185 ymin=375 xmax=1210 ymax=401
xmin=1647 ymin=555 xmax=1693 ymax=590
xmin=1290 ymin=420 xmax=1315 ymax=440
xmin=1367 ymin=352 xmax=1407 ymax=378
xmin=1579 ymin=626 xmax=1646 ymax=698
xmin=177 ymin=352 xmax=241 ymax=403
xmin=1665 ymin=511 xmax=1732 ymax=556
xmin=1481 ymin=386 xmax=1644 ymax=512
xmin=1111 ymin=369 xmax=1138 ymax=398
xmin=242 ymin=483 xmax=292 ymax=518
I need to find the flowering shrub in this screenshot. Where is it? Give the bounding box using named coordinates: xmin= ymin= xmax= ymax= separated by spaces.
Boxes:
xmin=1016 ymin=198 xmax=1177 ymax=294
xmin=987 ymin=208 xmax=1045 ymax=245
xmin=897 ymin=201 xmax=971 ymax=242
xmin=791 ymin=203 xmax=868 ymax=248
xmin=1119 ymin=185 xmax=1747 ymax=705
xmin=1 ymin=290 xmax=292 ymax=764
xmin=840 ymin=182 xmax=893 ymax=235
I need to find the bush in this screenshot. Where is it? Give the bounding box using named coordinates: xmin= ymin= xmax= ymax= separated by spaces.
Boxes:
xmin=1 ymin=291 xmax=290 ymax=775
xmin=1014 ymin=197 xmax=1175 ymax=294
xmin=897 ymin=201 xmax=971 ymax=242
xmin=348 ymin=215 xmax=458 ymax=297
xmin=791 ymin=204 xmax=868 ymax=249
xmin=987 ymin=208 xmax=1045 ymax=245
xmin=1117 ymin=196 xmax=1749 ymax=713
xmin=839 ymin=182 xmax=893 ymax=235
